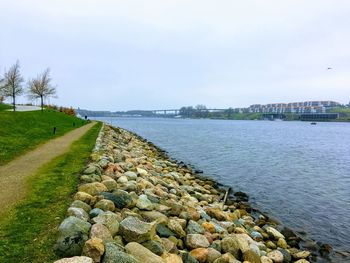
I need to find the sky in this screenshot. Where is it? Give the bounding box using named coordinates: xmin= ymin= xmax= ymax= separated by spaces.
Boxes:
xmin=0 ymin=0 xmax=349 ymax=111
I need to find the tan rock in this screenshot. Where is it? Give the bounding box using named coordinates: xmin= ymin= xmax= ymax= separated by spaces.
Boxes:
xmin=125 ymin=242 xmax=164 ymax=263
xmin=94 ymin=199 xmax=115 ymax=212
xmin=162 ymin=253 xmax=183 ymax=263
xmin=82 ymin=238 xmax=104 ymax=262
xmin=190 ymin=248 xmax=209 ymax=263
xmin=267 ymin=250 xmax=284 ymax=263
xmin=260 ymin=256 xmax=273 ymax=263
xmin=202 ymin=222 xmax=216 ymax=233
xmin=78 ymin=183 xmax=108 ymax=196
xmin=74 ymin=192 xmax=95 ymax=205
xmin=90 ymin=224 xmax=113 ymax=243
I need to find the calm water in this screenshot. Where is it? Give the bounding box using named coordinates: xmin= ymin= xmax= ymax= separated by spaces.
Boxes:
xmin=95 ymin=117 xmax=350 ymax=255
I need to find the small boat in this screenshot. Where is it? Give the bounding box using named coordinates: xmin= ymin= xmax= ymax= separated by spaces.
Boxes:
xmin=311 ymin=122 xmax=317 ymax=125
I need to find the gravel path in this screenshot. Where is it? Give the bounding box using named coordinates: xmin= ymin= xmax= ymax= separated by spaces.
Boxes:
xmin=0 ymin=122 xmax=97 ymax=217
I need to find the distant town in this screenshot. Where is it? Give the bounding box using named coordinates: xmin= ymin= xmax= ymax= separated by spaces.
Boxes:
xmin=76 ymin=100 xmax=350 ymax=122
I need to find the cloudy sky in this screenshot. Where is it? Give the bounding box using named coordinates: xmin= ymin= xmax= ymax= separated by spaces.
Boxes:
xmin=1 ymin=1 xmax=349 ymax=110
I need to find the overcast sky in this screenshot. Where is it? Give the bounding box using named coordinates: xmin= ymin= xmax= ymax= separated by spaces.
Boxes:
xmin=1 ymin=1 xmax=349 ymax=110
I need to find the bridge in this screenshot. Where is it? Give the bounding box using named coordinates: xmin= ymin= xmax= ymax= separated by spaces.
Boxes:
xmin=152 ymin=108 xmax=228 ymax=115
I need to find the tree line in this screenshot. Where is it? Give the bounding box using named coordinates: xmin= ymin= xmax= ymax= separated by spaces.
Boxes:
xmin=0 ymin=60 xmax=57 ymax=112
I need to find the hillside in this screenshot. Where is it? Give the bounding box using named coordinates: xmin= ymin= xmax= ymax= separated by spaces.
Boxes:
xmin=0 ymin=110 xmax=87 ymax=165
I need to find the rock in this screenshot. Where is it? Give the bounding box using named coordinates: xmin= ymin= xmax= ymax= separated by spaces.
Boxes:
xmin=213 ymin=252 xmax=240 ymax=263
xmin=74 ymin=192 xmax=95 ymax=205
xmin=210 ymin=240 xmax=221 ymax=252
xmin=125 ymin=171 xmax=138 ymax=180
xmin=95 ymin=199 xmax=115 ymax=212
xmin=125 ymin=242 xmax=164 ymax=263
xmin=221 ymin=234 xmax=249 ymax=259
xmin=205 ymin=208 xmax=227 ymax=221
xmin=263 ymin=226 xmax=285 ymax=240
xmin=162 ymin=238 xmax=178 ymax=253
xmin=90 ymin=223 xmax=113 ymax=243
xmin=181 ymin=252 xmax=199 ymax=263
xmin=266 ymin=241 xmax=277 ymax=249
xmin=250 ymin=231 xmax=263 ymax=242
xmin=82 ymin=238 xmax=104 ymax=262
xmin=101 ymin=190 xmax=133 ymax=209
xmin=243 ymin=249 xmax=261 ymax=263
xmin=278 ymin=248 xmax=291 ymax=263
xmin=157 ymin=224 xmax=176 ymax=238
xmin=202 ymin=222 xmax=216 ymax=233
xmin=162 ymin=253 xmax=183 ymax=263
xmin=168 ymin=219 xmax=186 ymax=238
xmin=118 ymin=176 xmax=128 ymax=184
xmin=137 ymin=167 xmax=148 ymax=176
xmin=119 ymin=216 xmax=156 ymax=243
xmin=186 ymin=220 xmax=205 ymax=234
xmin=190 ymin=248 xmax=209 ymax=263
xmin=260 ymin=256 xmax=273 ymax=263
xmin=267 ymin=250 xmax=284 ymax=263
xmin=102 ymin=242 xmax=139 ymax=263
xmin=78 ymin=183 xmax=108 ymax=196
xmin=67 ymin=207 xmax=90 ymax=221
xmin=293 ymin=251 xmax=310 ymax=259
xmin=136 ymin=194 xmax=154 ymax=211
xmin=141 ymin=211 xmax=169 ymax=224
xmin=70 ymin=200 xmax=92 ymax=213
xmin=54 ymin=216 xmax=91 ymax=257
xmin=84 ymin=165 xmax=98 ymax=175
xmin=90 ymin=208 xmax=104 ymax=218
xmin=102 ymin=179 xmax=118 ymax=191
xmin=186 ymin=234 xmax=210 ymax=249
xmin=92 ymin=211 xmax=120 ymax=236
xmin=294 ymin=260 xmax=310 ymax=263
xmin=207 ymin=248 xmax=222 ymax=263
xmin=277 ymin=238 xmax=288 ymax=249
xmin=142 ymin=240 xmax=165 ymax=256
xmin=54 ymin=256 xmax=93 ymax=263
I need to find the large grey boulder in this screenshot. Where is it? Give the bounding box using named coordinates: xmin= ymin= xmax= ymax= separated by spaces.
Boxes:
xmin=102 ymin=243 xmax=139 ymax=263
xmin=101 ymin=190 xmax=133 ymax=209
xmin=125 ymin=242 xmax=164 ymax=263
xmin=119 ymin=216 xmax=156 ymax=243
xmin=54 ymin=216 xmax=91 ymax=257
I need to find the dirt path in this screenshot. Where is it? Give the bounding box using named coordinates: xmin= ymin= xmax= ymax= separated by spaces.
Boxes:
xmin=0 ymin=122 xmax=97 ymax=217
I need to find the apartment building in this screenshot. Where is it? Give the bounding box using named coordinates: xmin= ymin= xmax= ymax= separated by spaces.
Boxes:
xmin=249 ymin=101 xmax=340 ymax=114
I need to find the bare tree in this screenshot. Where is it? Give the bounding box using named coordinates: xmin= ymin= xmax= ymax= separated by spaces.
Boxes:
xmin=0 ymin=61 xmax=24 ymax=111
xmin=27 ymin=68 xmax=57 ymax=112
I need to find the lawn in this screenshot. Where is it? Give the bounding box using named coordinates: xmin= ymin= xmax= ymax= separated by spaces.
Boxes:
xmin=0 ymin=122 xmax=102 ymax=263
xmin=0 ymin=110 xmax=87 ymax=165
xmin=0 ymin=103 xmax=13 ymax=111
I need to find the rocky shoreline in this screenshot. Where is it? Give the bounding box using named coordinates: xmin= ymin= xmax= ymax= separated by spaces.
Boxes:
xmin=53 ymin=124 xmax=322 ymax=263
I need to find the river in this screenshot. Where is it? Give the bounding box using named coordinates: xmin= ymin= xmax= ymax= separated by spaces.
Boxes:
xmin=94 ymin=117 xmax=350 ymax=259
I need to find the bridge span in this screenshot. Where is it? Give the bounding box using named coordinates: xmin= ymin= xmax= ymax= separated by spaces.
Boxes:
xmin=152 ymin=108 xmax=228 ymax=115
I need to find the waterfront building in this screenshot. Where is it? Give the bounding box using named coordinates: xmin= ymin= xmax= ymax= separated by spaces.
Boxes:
xmin=248 ymin=100 xmax=340 ymax=114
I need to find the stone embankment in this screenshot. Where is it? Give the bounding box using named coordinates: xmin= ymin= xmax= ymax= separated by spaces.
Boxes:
xmin=53 ymin=124 xmax=313 ymax=263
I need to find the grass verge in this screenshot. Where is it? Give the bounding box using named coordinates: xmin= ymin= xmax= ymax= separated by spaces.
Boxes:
xmin=0 ymin=110 xmax=87 ymax=165
xmin=0 ymin=103 xmax=13 ymax=111
xmin=0 ymin=122 xmax=102 ymax=263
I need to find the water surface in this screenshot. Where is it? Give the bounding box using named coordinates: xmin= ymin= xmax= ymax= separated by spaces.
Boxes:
xmin=95 ymin=117 xmax=350 ymax=257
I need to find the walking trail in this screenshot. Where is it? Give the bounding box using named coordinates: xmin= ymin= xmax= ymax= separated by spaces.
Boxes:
xmin=0 ymin=122 xmax=97 ymax=217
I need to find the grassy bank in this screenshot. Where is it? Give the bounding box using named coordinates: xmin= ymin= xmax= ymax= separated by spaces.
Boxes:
xmin=330 ymin=107 xmax=350 ymax=121
xmin=0 ymin=122 xmax=101 ymax=263
xmin=0 ymin=110 xmax=87 ymax=165
xmin=0 ymin=103 xmax=13 ymax=111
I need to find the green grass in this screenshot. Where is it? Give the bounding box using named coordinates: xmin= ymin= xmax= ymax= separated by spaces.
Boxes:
xmin=0 ymin=110 xmax=87 ymax=165
xmin=330 ymin=107 xmax=350 ymax=121
xmin=0 ymin=122 xmax=102 ymax=263
xmin=0 ymin=103 xmax=13 ymax=111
